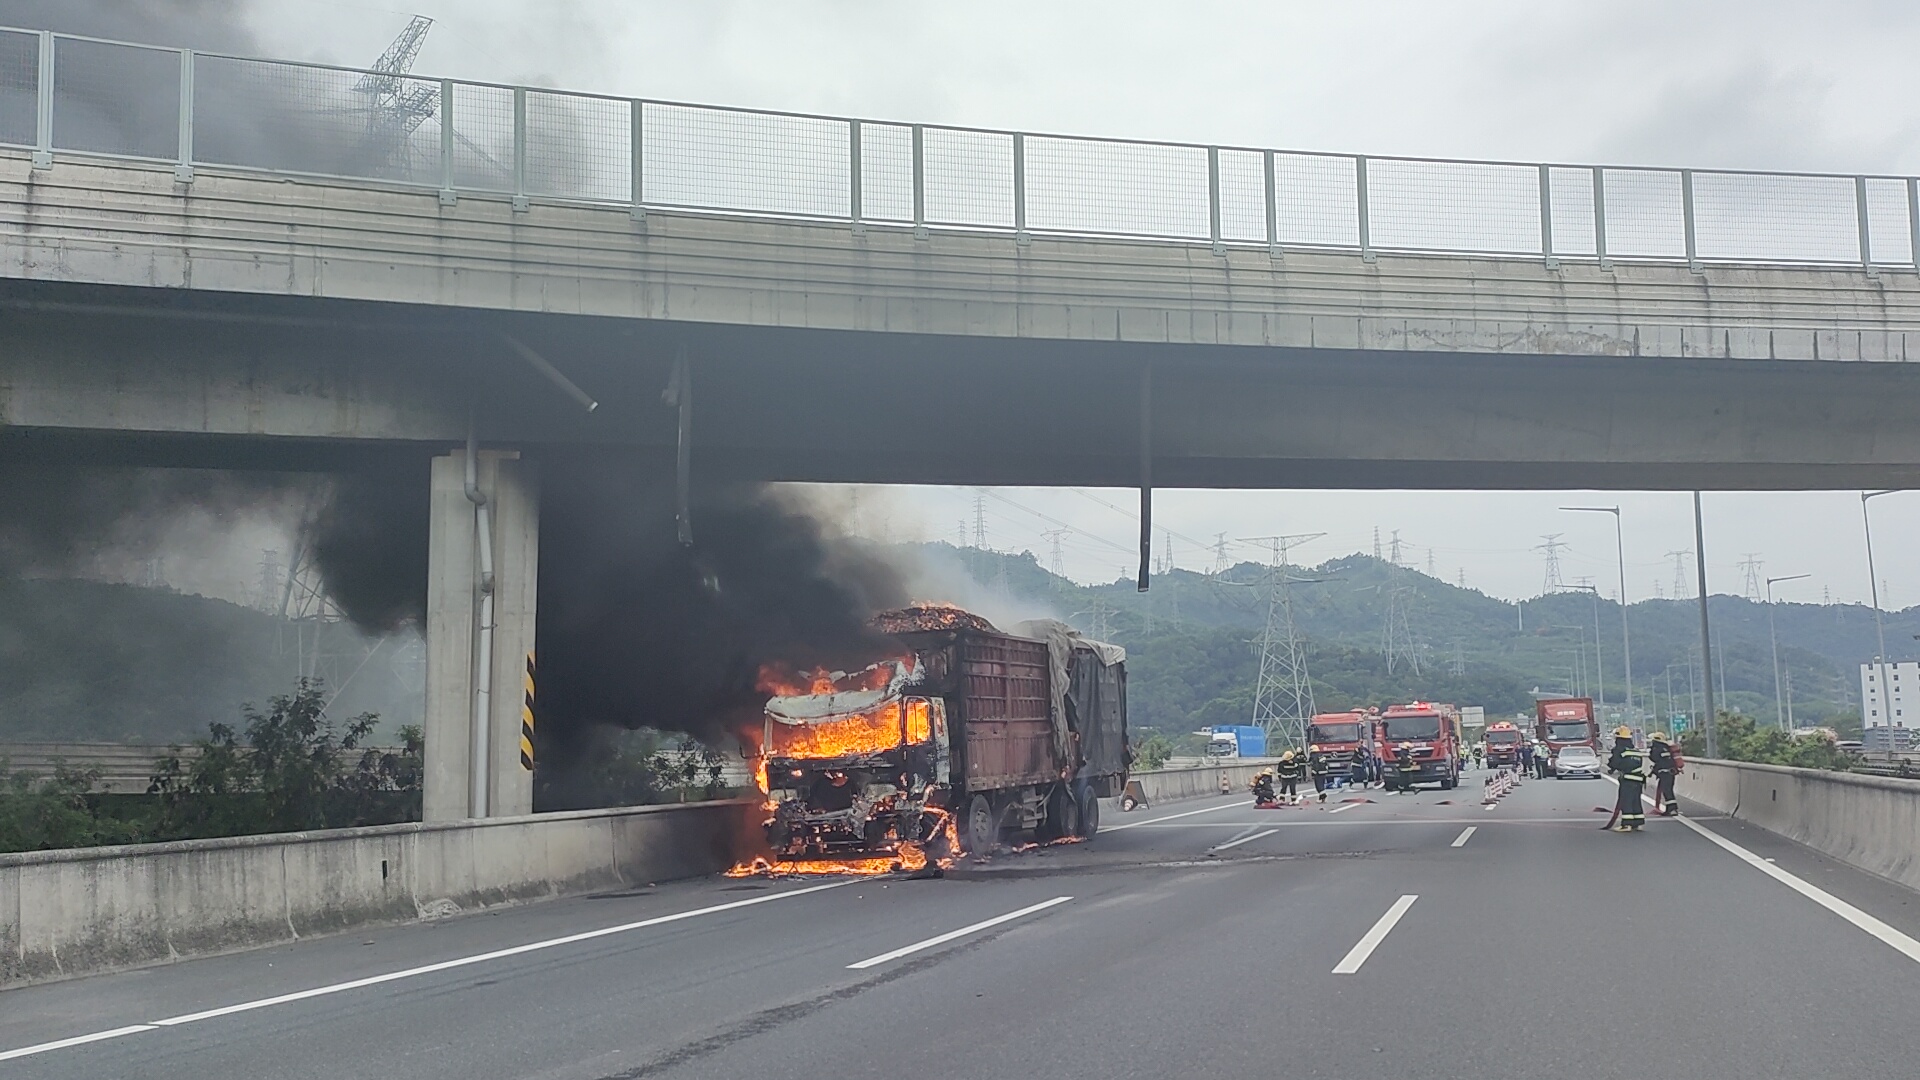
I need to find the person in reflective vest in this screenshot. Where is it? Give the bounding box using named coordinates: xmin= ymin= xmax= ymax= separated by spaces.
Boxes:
xmin=1648 ymin=732 xmax=1679 ymax=816
xmin=1393 ymin=742 xmax=1419 ymax=794
xmin=1307 ymin=744 xmax=1332 ymax=802
xmin=1275 ymin=750 xmax=1306 ymax=805
xmin=1606 ymin=727 xmax=1649 ymax=832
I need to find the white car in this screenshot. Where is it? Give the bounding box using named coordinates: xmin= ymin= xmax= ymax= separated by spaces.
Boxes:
xmin=1551 ymin=744 xmax=1602 ymax=779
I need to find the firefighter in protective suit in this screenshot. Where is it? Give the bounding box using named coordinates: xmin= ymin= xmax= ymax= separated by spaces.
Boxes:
xmin=1648 ymin=732 xmax=1679 ymax=815
xmin=1392 ymin=742 xmax=1419 ymax=794
xmin=1606 ymin=726 xmax=1649 ymax=832
xmin=1275 ymin=750 xmax=1307 ymax=805
xmin=1250 ymin=770 xmax=1277 ymax=807
xmin=1307 ymin=744 xmax=1332 ymax=801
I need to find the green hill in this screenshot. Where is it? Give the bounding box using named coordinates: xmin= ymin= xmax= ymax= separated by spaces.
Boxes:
xmin=945 ymin=544 xmax=1913 ymax=739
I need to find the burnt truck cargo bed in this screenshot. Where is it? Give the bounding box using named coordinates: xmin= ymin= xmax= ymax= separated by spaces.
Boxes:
xmin=895 ymin=628 xmax=1056 ymax=794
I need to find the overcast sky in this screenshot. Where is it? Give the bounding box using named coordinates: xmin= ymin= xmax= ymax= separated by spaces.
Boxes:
xmin=131 ymin=2 xmax=1920 ymax=603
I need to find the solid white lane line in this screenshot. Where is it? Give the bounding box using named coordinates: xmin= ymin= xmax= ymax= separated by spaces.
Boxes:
xmin=0 ymin=1026 xmax=159 ymax=1064
xmin=1451 ymin=827 xmax=1477 ymax=847
xmin=1101 ymin=799 xmax=1253 ymax=832
xmin=1326 ymin=803 xmax=1360 ymax=815
xmin=1675 ymin=815 xmax=1920 ymax=965
xmin=1332 ymin=895 xmax=1419 ymax=974
xmin=846 ymin=896 xmax=1073 ymax=970
xmin=145 ymin=882 xmax=850 ymax=1028
xmin=1210 ymin=828 xmax=1279 ymax=852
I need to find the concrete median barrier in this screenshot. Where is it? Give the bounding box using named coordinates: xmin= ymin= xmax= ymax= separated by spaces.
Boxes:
xmin=1686 ymin=759 xmax=1920 ymax=893
xmin=1124 ymin=760 xmax=1280 ymax=806
xmin=0 ymin=799 xmax=756 ymax=990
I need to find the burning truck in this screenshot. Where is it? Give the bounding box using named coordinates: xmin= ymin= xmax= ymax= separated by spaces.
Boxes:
xmin=743 ymin=605 xmax=1129 ymax=872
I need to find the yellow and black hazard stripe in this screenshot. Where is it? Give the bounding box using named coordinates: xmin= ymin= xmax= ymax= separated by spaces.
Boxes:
xmin=519 ymin=652 xmax=536 ymax=771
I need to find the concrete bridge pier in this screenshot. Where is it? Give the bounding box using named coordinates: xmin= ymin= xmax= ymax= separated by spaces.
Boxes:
xmin=424 ymin=449 xmax=540 ymax=822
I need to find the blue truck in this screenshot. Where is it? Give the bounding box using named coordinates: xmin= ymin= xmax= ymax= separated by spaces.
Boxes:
xmin=1205 ymin=725 xmax=1267 ymax=759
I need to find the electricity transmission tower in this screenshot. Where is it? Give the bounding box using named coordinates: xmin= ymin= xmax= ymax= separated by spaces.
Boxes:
xmin=1426 ymin=548 xmax=1437 ymax=577
xmin=1042 ymin=529 xmax=1069 ymax=585
xmin=1668 ymin=551 xmax=1692 ymax=600
xmin=1740 ymin=553 xmax=1764 ymax=601
xmin=345 ymin=16 xmax=438 ymax=178
xmin=972 ymin=494 xmax=989 ymax=550
xmin=1450 ymin=640 xmax=1467 ymax=677
xmin=1243 ymin=533 xmax=1324 ymax=750
xmin=1211 ymin=533 xmax=1232 ymax=577
xmin=1382 ymin=576 xmax=1421 ymax=675
xmin=1536 ymin=534 xmax=1568 ymax=593
xmin=1388 ymin=530 xmax=1404 ymax=566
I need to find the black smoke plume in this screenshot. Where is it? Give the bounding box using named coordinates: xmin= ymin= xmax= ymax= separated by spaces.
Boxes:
xmin=532 ymin=465 xmax=908 ymax=803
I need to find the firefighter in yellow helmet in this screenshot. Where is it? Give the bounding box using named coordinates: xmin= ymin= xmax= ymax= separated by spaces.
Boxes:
xmin=1392 ymin=741 xmax=1419 ymax=794
xmin=1605 ymin=726 xmax=1649 ymax=831
xmin=1648 ymin=731 xmax=1679 ymax=815
xmin=1250 ymin=769 xmax=1277 ymax=806
xmin=1306 ymin=743 xmax=1332 ymax=802
xmin=1275 ymin=749 xmax=1307 ymax=805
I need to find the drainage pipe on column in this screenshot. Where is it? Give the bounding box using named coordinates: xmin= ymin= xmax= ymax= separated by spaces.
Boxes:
xmin=465 ymin=424 xmax=496 ymax=819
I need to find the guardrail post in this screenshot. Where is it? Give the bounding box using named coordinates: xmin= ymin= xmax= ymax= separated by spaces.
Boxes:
xmin=1908 ymin=177 xmax=1919 ymax=276
xmin=32 ymin=30 xmax=52 ymax=169
xmin=1593 ymin=166 xmax=1610 ymax=269
xmin=1681 ymin=168 xmax=1700 ymax=273
xmin=174 ymin=49 xmax=194 ymax=183
xmin=848 ymin=119 xmax=864 ymax=234
xmin=911 ymin=124 xmax=927 ymax=239
xmin=628 ymin=99 xmax=644 ymax=221
xmin=1356 ymin=155 xmax=1374 ymax=262
xmin=1263 ymin=149 xmax=1280 ymax=260
xmin=438 ymin=80 xmax=456 ymax=205
xmin=1856 ymin=175 xmax=1876 ymax=275
xmin=1538 ymin=163 xmax=1556 ymax=268
xmin=1207 ymin=146 xmax=1224 ymax=256
xmin=511 ymin=86 xmax=529 ymax=212
xmin=1013 ymin=132 xmax=1029 ymax=246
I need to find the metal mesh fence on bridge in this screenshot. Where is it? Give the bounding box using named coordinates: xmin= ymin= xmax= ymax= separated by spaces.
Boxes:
xmin=1 ymin=23 xmax=1916 ymax=274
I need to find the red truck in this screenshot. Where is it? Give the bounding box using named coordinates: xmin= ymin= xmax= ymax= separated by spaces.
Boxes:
xmin=1307 ymin=710 xmax=1380 ymax=771
xmin=755 ymin=607 xmax=1129 ymax=865
xmin=1378 ymin=702 xmax=1462 ymax=791
xmin=1483 ymin=720 xmax=1525 ymax=768
xmin=1534 ymin=697 xmax=1599 ymax=776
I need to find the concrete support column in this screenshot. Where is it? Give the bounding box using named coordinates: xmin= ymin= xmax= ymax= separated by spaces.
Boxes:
xmin=423 ymin=450 xmax=539 ymax=822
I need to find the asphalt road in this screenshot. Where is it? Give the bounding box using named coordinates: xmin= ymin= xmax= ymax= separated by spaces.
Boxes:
xmin=7 ymin=769 xmax=1920 ymax=1079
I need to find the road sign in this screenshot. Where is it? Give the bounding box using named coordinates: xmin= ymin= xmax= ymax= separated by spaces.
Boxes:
xmin=1671 ymin=715 xmax=1689 ymax=732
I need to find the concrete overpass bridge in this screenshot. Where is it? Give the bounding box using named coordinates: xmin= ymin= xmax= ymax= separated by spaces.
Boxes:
xmin=4 ymin=25 xmax=1920 ymax=820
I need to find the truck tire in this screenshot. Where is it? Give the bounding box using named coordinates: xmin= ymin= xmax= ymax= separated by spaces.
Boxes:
xmin=1075 ymin=788 xmax=1100 ymax=838
xmin=1440 ymin=774 xmax=1457 ymax=791
xmin=1039 ymin=785 xmax=1078 ymax=841
xmin=966 ymin=795 xmax=996 ymax=856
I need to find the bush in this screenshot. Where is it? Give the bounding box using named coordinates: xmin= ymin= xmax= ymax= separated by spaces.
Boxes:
xmin=1678 ymin=711 xmax=1853 ymax=772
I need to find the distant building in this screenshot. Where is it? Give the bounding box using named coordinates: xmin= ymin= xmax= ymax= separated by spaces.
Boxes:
xmin=1860 ymin=660 xmax=1919 ymax=750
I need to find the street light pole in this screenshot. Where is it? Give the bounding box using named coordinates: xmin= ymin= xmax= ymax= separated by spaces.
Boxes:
xmin=1693 ymin=492 xmax=1718 ymax=758
xmin=1767 ymin=573 xmax=1810 ymax=732
xmin=1563 ymin=506 xmax=1633 ymax=717
xmin=1862 ymin=491 xmax=1900 ymax=744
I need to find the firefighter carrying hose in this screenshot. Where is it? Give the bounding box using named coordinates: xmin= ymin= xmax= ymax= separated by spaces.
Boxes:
xmin=1307 ymin=744 xmax=1332 ymax=802
xmin=1275 ymin=750 xmax=1306 ymax=805
xmin=1392 ymin=742 xmax=1418 ymax=794
xmin=1605 ymin=726 xmax=1649 ymax=832
xmin=1648 ymin=732 xmax=1680 ymax=816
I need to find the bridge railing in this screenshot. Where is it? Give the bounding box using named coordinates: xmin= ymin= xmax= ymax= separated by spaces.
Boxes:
xmin=2 ymin=24 xmax=1915 ymax=272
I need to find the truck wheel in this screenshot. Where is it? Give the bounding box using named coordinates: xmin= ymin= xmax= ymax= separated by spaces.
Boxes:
xmin=966 ymin=795 xmax=995 ymax=856
xmin=1039 ymin=785 xmax=1078 ymax=841
xmin=1441 ymin=775 xmax=1457 ymax=791
xmin=1076 ymin=788 xmax=1100 ymax=838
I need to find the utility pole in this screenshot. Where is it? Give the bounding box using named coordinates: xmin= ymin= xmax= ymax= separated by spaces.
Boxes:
xmin=1536 ymin=534 xmax=1567 ymax=593
xmin=1243 ymin=533 xmax=1324 ymax=750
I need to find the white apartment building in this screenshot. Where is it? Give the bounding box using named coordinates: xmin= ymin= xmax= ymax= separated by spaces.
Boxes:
xmin=1861 ymin=660 xmax=1920 ymax=731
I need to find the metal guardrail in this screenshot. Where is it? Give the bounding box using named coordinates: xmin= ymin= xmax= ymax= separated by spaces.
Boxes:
xmin=2 ymin=24 xmax=1917 ymax=272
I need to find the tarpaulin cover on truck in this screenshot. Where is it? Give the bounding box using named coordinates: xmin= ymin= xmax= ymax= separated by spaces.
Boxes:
xmin=1015 ymin=619 xmax=1128 ymax=775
